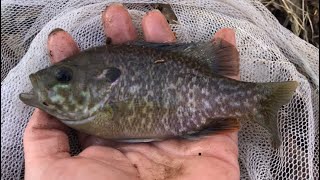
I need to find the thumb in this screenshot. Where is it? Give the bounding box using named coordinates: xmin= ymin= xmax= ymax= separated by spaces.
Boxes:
xmin=23 ymin=109 xmax=71 ymax=179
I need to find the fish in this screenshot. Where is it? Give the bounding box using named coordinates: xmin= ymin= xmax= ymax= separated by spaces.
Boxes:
xmin=19 ymin=39 xmax=298 ymax=148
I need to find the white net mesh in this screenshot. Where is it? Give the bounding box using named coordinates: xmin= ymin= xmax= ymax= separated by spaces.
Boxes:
xmin=1 ymin=0 xmax=319 ymax=179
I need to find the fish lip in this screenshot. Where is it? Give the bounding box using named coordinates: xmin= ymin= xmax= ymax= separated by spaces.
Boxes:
xmin=19 ymin=74 xmax=41 ymax=107
xmin=19 ymin=89 xmax=37 ymax=107
xmin=19 ymin=90 xmax=35 ymax=104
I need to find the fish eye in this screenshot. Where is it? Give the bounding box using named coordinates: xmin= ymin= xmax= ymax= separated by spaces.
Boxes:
xmin=55 ymin=67 xmax=72 ymax=83
xmin=105 ymin=67 xmax=121 ymax=83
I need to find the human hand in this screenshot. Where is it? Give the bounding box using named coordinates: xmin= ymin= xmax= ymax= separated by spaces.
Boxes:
xmin=23 ymin=4 xmax=240 ymax=180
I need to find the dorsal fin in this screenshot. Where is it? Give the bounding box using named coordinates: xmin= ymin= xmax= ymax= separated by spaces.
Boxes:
xmin=126 ymin=39 xmax=239 ymax=78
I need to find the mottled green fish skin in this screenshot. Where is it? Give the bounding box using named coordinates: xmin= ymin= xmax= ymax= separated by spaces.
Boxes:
xmin=19 ymin=41 xmax=298 ymax=147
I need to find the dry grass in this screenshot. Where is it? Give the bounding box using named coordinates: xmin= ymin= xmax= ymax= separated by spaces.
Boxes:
xmin=260 ymin=0 xmax=319 ymax=48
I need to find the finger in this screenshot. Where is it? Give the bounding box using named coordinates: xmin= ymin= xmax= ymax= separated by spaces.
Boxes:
xmin=47 ymin=28 xmax=80 ymax=64
xmin=142 ymin=10 xmax=176 ymax=43
xmin=102 ymin=3 xmax=137 ymax=44
xmin=213 ymin=28 xmax=240 ymax=80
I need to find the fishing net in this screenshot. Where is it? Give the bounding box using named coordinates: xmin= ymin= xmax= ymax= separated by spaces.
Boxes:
xmin=1 ymin=0 xmax=319 ymax=179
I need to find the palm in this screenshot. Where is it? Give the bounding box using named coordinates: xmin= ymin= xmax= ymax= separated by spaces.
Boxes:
xmin=25 ymin=112 xmax=238 ymax=180
xmin=61 ymin=142 xmax=237 ymax=180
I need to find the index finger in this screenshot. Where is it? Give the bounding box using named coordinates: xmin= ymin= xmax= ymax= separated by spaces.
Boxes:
xmin=47 ymin=28 xmax=80 ymax=63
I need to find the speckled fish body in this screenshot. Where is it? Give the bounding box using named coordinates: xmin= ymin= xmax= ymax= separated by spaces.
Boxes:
xmin=19 ymin=41 xmax=298 ymax=148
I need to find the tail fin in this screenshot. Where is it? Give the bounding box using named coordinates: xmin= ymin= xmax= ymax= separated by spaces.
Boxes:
xmin=255 ymin=81 xmax=299 ymax=148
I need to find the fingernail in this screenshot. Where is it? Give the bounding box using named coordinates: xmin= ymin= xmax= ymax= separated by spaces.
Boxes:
xmin=48 ymin=28 xmax=65 ymax=37
xmin=145 ymin=9 xmax=162 ymax=16
xmin=149 ymin=9 xmax=161 ymax=13
xmin=109 ymin=3 xmax=123 ymax=7
xmin=106 ymin=37 xmax=112 ymax=44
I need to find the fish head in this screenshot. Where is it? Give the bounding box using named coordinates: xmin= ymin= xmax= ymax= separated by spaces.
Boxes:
xmin=19 ymin=62 xmax=122 ymax=121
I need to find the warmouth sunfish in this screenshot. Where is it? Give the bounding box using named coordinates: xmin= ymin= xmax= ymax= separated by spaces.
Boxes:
xmin=19 ymin=39 xmax=298 ymax=148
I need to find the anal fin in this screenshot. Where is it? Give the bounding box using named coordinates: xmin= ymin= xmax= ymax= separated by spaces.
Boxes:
xmin=183 ymin=117 xmax=240 ymax=139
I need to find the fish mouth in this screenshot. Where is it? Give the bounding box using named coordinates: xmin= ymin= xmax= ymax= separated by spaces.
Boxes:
xmin=19 ymin=74 xmax=42 ymax=107
xmin=19 ymin=74 xmax=73 ymax=121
